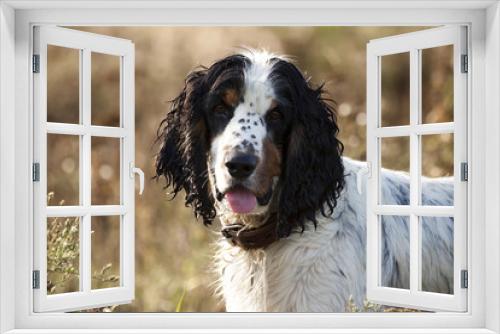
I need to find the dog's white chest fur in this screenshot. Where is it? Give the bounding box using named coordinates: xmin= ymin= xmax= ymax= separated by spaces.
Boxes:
xmin=214 ymin=158 xmax=453 ymax=312
xmin=215 ymin=160 xmax=367 ymax=312
xmin=215 ymin=217 xmax=366 ymax=312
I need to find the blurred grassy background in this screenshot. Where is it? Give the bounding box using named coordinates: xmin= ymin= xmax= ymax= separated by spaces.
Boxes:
xmin=46 ymin=26 xmax=454 ymax=312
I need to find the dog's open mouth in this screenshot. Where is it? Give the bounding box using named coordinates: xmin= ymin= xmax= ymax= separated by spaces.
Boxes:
xmin=216 ymin=185 xmax=273 ymax=214
xmin=225 ymin=187 xmax=257 ymax=213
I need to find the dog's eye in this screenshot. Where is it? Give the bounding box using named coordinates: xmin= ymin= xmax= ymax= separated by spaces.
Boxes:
xmin=213 ymin=104 xmax=231 ymax=118
xmin=266 ymin=108 xmax=283 ymax=122
xmin=214 ymin=104 xmax=227 ymax=113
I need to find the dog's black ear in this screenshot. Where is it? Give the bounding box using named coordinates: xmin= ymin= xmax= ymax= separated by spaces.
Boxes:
xmin=155 ymin=69 xmax=216 ymax=225
xmin=272 ymin=61 xmax=345 ymax=237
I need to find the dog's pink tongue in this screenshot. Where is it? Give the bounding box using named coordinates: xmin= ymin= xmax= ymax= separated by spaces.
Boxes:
xmin=225 ymin=189 xmax=257 ymax=213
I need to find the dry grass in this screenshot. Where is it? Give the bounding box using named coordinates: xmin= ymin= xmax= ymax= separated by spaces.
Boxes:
xmin=345 ymin=296 xmax=420 ymax=313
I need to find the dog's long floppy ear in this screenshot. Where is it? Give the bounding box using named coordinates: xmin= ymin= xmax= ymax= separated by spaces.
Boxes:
xmin=272 ymin=60 xmax=345 ymax=237
xmin=155 ymin=69 xmax=216 ymax=225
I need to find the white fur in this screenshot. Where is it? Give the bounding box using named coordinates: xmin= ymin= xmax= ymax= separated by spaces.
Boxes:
xmin=214 ymin=158 xmax=454 ymax=312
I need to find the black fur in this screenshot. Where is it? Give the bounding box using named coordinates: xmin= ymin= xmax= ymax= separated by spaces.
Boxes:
xmin=154 ymin=69 xmax=215 ymax=225
xmin=155 ymin=55 xmax=248 ymax=224
xmin=270 ymin=59 xmax=345 ymax=237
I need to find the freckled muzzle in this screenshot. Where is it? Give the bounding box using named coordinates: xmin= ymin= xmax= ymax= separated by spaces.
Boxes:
xmin=213 ymin=132 xmax=281 ymax=215
xmin=216 ymin=150 xmax=274 ymax=214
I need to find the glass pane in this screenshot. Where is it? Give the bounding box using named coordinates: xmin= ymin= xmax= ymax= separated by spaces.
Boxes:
xmin=91 ymin=216 xmax=120 ymax=289
xmin=91 ymin=52 xmax=120 ymax=127
xmin=421 ymin=133 xmax=454 ymax=206
xmin=47 ymin=45 xmax=80 ymax=124
xmin=47 ymin=216 xmax=80 ymax=295
xmin=380 ymin=215 xmax=410 ymax=289
xmin=47 ymin=134 xmax=79 ymax=206
xmin=91 ymin=137 xmax=121 ymax=205
xmin=422 ymin=45 xmax=454 ymax=124
xmin=421 ymin=216 xmax=454 ymax=294
xmin=380 ymin=137 xmax=410 ymax=205
xmin=381 ymin=52 xmax=410 ymax=127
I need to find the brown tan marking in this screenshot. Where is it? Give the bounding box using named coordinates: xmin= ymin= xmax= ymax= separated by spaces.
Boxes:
xmin=268 ymin=99 xmax=278 ymax=111
xmin=222 ymin=88 xmax=240 ymax=107
xmin=254 ymin=138 xmax=281 ymax=197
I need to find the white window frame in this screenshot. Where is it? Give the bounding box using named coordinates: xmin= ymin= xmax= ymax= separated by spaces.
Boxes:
xmin=32 ymin=26 xmax=136 ymax=312
xmin=366 ymin=26 xmax=468 ymax=312
xmin=0 ymin=1 xmax=499 ymax=333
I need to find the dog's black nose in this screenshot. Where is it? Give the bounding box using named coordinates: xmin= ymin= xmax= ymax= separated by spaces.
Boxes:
xmin=225 ymin=154 xmax=258 ymax=178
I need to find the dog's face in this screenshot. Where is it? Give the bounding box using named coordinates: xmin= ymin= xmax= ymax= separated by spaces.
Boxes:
xmin=156 ymin=51 xmax=344 ymax=237
xmin=207 ymin=54 xmax=287 ymax=218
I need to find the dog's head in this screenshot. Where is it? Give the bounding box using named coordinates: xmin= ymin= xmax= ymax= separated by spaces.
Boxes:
xmin=155 ymin=50 xmax=344 ymax=238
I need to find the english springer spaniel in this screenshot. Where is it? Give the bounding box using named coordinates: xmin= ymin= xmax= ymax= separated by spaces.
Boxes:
xmin=155 ymin=50 xmax=454 ymax=312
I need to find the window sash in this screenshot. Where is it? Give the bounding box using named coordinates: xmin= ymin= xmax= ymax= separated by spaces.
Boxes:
xmin=366 ymin=25 xmax=468 ymax=312
xmin=32 ymin=26 xmax=135 ymax=312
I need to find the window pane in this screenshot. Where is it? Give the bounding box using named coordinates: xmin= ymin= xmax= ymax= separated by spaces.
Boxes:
xmin=91 ymin=216 xmax=120 ymax=289
xmin=47 ymin=45 xmax=80 ymax=124
xmin=47 ymin=134 xmax=80 ymax=206
xmin=380 ymin=137 xmax=410 ymax=205
xmin=421 ymin=134 xmax=454 ymax=206
xmin=381 ymin=52 xmax=410 ymax=127
xmin=380 ymin=215 xmax=410 ymax=289
xmin=47 ymin=217 xmax=80 ymax=295
xmin=422 ymin=45 xmax=454 ymax=124
xmin=420 ymin=216 xmax=454 ymax=294
xmin=91 ymin=137 xmax=121 ymax=205
xmin=92 ymin=52 xmax=120 ymax=127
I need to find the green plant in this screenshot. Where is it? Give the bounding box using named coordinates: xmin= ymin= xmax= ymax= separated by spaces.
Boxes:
xmin=46 ymin=192 xmax=80 ymax=294
xmin=46 ymin=192 xmax=120 ymax=312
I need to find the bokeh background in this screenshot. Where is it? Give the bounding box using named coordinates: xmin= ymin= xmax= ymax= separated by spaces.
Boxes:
xmin=45 ymin=26 xmax=454 ymax=312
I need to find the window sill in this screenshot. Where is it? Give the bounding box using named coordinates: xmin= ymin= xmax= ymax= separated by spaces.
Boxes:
xmin=3 ymin=328 xmax=498 ymax=334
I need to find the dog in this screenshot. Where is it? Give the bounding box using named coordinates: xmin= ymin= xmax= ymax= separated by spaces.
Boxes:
xmin=155 ymin=50 xmax=454 ymax=312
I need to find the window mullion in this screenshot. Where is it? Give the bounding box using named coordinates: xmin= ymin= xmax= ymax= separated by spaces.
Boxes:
xmin=80 ymin=48 xmax=92 ymax=293
xmin=409 ymin=48 xmax=421 ymax=293
xmin=120 ymin=50 xmax=135 ymax=295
